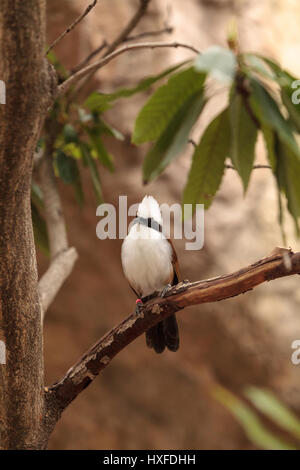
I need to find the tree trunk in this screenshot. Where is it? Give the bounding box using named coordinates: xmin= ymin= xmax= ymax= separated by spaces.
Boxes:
xmin=0 ymin=0 xmax=55 ymax=449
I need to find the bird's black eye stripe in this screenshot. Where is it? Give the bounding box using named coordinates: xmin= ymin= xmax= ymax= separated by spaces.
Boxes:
xmin=132 ymin=217 xmax=162 ymax=233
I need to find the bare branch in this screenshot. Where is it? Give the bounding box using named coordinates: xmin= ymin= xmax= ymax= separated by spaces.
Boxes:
xmin=45 ymin=248 xmax=300 ymax=417
xmin=38 ymin=120 xmax=78 ymax=318
xmin=38 ymin=130 xmax=68 ymax=258
xmin=104 ymin=0 xmax=152 ymax=57
xmin=70 ymin=24 xmax=174 ymax=75
xmin=46 ymin=0 xmax=98 ymax=55
xmin=56 ymin=41 xmax=200 ymax=97
xmin=225 ymin=163 xmax=272 ymax=170
xmin=71 ymin=40 xmax=107 ymax=74
xmin=39 ymin=248 xmax=78 ymax=319
xmin=123 ymin=26 xmax=174 ymax=42
xmin=69 ymin=0 xmax=153 ymax=96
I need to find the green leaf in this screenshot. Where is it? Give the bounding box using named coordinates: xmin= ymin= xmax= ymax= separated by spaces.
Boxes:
xmin=256 ymin=58 xmax=300 ymax=133
xmin=249 ymin=78 xmax=300 ymax=160
xmin=46 ymin=49 xmax=68 ymax=79
xmin=261 ymin=124 xmax=276 ymax=171
xmin=78 ymin=108 xmax=93 ymax=123
xmin=31 ymin=183 xmax=44 ymax=209
xmin=62 ymin=142 xmax=82 ymax=160
xmin=80 ymin=143 xmax=103 ymax=204
xmin=275 ymin=139 xmax=300 ymax=234
xmin=143 ymin=90 xmax=205 ymax=183
xmin=72 ymin=175 xmax=85 ymax=208
xmin=256 ymin=55 xmax=283 ymax=77
xmin=183 ymin=108 xmax=231 ymax=215
xmin=277 ymin=187 xmax=287 ymax=246
xmin=194 ymin=46 xmax=237 ymax=84
xmin=36 ymin=137 xmax=45 ymax=152
xmin=278 ymin=73 xmax=300 ymax=133
xmin=245 ymin=387 xmax=300 ymax=441
xmin=260 ymin=127 xmax=288 ymax=241
xmin=242 ymin=53 xmax=276 ymax=80
xmin=281 ymin=88 xmax=300 ymax=133
xmin=213 ymin=386 xmax=296 ymax=450
xmin=63 ymin=124 xmax=78 ymax=144
xmin=133 ymin=67 xmax=206 ymax=144
xmin=86 ymin=128 xmax=114 ymax=172
xmin=84 ymin=61 xmax=189 ymax=112
xmin=56 ymin=149 xmax=80 ymax=184
xmin=31 ymin=203 xmax=50 ymax=257
xmin=256 ymin=56 xmax=300 ymax=132
xmin=229 ymin=91 xmax=258 ymax=191
xmin=56 ymin=148 xmax=84 ymax=206
xmin=266 ymin=130 xmax=288 ymax=243
xmin=97 ymin=119 xmax=125 ymax=141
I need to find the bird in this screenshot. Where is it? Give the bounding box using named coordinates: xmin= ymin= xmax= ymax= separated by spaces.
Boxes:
xmin=121 ymin=195 xmax=180 ymax=353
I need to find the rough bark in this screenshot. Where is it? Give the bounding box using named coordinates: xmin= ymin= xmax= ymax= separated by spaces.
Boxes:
xmin=0 ymin=0 xmax=56 ymax=449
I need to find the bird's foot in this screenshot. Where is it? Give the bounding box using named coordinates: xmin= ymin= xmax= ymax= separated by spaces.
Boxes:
xmin=135 ymin=298 xmax=143 ymax=315
xmin=160 ymin=284 xmax=172 ymax=298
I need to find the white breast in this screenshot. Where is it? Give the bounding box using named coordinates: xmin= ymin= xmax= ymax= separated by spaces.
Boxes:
xmin=121 ymin=224 xmax=173 ymax=297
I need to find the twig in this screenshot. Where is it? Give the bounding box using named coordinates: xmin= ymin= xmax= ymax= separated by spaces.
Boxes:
xmin=46 ymin=0 xmax=98 ymax=55
xmin=39 ymin=248 xmax=78 ymax=319
xmin=123 ymin=26 xmax=174 ymax=42
xmin=70 ymin=0 xmax=152 ymax=96
xmin=225 ymin=164 xmax=271 ymax=170
xmin=72 ymin=25 xmax=173 ymax=75
xmin=56 ymin=41 xmax=200 ymax=97
xmin=104 ymin=0 xmax=152 ymax=57
xmin=71 ymin=40 xmax=108 ymax=74
xmin=188 ymin=140 xmax=271 ymax=170
xmin=45 ymin=248 xmax=300 ymax=416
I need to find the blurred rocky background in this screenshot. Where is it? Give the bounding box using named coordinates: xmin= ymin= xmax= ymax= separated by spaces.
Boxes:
xmin=43 ymin=0 xmax=300 ymax=449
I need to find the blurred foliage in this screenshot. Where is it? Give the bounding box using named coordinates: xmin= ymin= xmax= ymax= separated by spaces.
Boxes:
xmin=32 ymin=43 xmax=300 ymax=251
xmin=214 ymin=385 xmax=300 ymax=450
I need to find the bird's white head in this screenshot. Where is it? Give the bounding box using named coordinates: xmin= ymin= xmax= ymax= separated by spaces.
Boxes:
xmin=137 ymin=195 xmax=162 ymax=225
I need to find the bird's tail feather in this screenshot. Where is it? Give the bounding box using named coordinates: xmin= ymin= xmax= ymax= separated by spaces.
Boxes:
xmin=146 ymin=314 xmax=179 ymax=353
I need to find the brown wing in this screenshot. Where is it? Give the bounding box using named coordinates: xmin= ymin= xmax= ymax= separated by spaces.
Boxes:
xmin=166 ymin=238 xmax=180 ymax=286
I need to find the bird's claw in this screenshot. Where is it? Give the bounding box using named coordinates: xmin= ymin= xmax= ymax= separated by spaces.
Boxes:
xmin=160 ymin=284 xmax=172 ymax=298
xmin=135 ymin=299 xmax=143 ymax=315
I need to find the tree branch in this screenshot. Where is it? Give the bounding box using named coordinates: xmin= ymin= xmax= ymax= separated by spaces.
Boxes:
xmin=46 ymin=0 xmax=98 ymax=55
xmin=45 ymin=248 xmax=300 ymax=419
xmin=38 ymin=124 xmax=68 ymax=258
xmin=56 ymin=41 xmax=200 ymax=97
xmin=38 ymin=120 xmax=78 ymax=319
xmin=123 ymin=25 xmax=174 ymax=42
xmin=70 ymin=24 xmax=173 ymax=75
xmin=104 ymin=0 xmax=152 ymax=57
xmin=225 ymin=163 xmax=271 ymax=170
xmin=68 ymin=0 xmax=153 ymax=96
xmin=38 ymin=248 xmax=78 ymax=320
xmin=70 ymin=40 xmax=108 ymax=74
xmin=70 ymin=0 xmax=175 ymax=96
